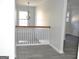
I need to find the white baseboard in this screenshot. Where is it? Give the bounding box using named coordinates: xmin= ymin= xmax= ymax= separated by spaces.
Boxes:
xmin=39 ymin=40 xmax=49 ymax=44
xmin=16 ymin=40 xmax=49 ymax=46
xmin=49 ymin=44 xmax=64 ymax=54
xmin=16 ymin=44 xmax=49 ymax=46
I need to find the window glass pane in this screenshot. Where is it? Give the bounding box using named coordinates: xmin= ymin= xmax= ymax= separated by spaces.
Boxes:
xmin=19 ymin=11 xmax=28 ymax=20
xmin=18 ymin=11 xmax=28 ymax=26
xmin=19 ymin=20 xmax=28 ymax=26
xmin=66 ymin=17 xmax=69 ymax=22
xmin=67 ymin=12 xmax=70 ymax=17
xmin=66 ymin=12 xmax=70 ymax=22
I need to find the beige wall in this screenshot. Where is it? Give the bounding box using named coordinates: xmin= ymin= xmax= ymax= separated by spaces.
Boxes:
xmin=36 ymin=0 xmax=67 ymax=53
xmin=36 ymin=3 xmax=49 ymax=26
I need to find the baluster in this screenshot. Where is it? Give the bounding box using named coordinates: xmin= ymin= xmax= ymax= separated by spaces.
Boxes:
xmin=16 ymin=27 xmax=50 ymax=46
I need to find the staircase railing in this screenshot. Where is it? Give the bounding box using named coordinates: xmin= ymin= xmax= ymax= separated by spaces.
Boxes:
xmin=15 ymin=26 xmax=50 ymax=46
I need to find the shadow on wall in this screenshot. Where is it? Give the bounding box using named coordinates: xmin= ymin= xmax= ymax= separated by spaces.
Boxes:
xmin=71 ymin=20 xmax=79 ymax=36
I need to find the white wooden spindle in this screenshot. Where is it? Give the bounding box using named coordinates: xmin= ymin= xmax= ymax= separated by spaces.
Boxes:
xmin=16 ymin=28 xmax=50 ymax=46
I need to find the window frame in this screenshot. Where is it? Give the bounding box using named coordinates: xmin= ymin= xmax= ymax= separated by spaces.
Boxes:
xmin=18 ymin=11 xmax=29 ymax=26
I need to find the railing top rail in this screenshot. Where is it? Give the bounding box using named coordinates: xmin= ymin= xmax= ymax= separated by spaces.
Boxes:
xmin=16 ymin=26 xmax=51 ymax=29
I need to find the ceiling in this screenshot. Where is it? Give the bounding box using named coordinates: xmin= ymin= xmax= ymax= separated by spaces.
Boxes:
xmin=16 ymin=0 xmax=45 ymax=6
xmin=16 ymin=0 xmax=79 ymax=8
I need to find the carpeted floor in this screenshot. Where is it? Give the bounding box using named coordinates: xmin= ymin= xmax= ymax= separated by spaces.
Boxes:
xmin=0 ymin=56 xmax=9 ymax=59
xmin=16 ymin=34 xmax=78 ymax=59
xmin=64 ymin=34 xmax=79 ymax=55
xmin=16 ymin=45 xmax=76 ymax=59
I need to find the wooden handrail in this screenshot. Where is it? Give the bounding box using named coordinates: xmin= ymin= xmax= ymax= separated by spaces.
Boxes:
xmin=16 ymin=26 xmax=51 ymax=28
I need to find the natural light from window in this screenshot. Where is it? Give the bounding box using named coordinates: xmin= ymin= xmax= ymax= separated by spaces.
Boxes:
xmin=66 ymin=12 xmax=70 ymax=22
xmin=19 ymin=11 xmax=28 ymax=26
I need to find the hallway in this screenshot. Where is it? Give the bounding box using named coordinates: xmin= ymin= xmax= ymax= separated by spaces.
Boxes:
xmin=15 ymin=0 xmax=78 ymax=59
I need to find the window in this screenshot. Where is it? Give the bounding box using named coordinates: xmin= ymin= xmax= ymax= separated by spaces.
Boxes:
xmin=66 ymin=12 xmax=70 ymax=22
xmin=19 ymin=20 xmax=28 ymax=26
xmin=19 ymin=11 xmax=28 ymax=26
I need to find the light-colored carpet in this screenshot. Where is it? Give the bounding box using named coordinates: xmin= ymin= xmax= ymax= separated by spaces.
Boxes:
xmin=16 ymin=45 xmax=76 ymax=59
xmin=16 ymin=34 xmax=78 ymax=59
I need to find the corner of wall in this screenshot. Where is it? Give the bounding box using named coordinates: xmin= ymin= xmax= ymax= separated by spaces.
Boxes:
xmin=49 ymin=44 xmax=64 ymax=54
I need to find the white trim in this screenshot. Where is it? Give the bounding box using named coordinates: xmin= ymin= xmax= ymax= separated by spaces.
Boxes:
xmin=16 ymin=44 xmax=49 ymax=46
xmin=39 ymin=40 xmax=49 ymax=44
xmin=16 ymin=40 xmax=49 ymax=46
xmin=49 ymin=44 xmax=64 ymax=54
